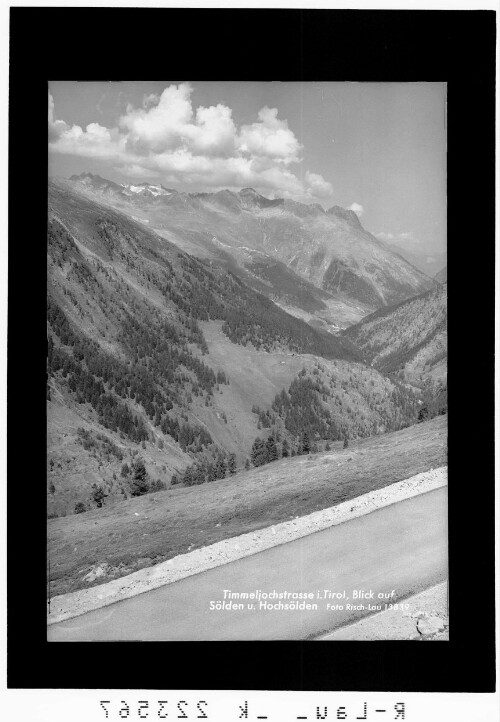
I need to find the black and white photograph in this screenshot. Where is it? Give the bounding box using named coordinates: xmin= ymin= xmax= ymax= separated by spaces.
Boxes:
xmin=45 ymin=80 xmax=449 ymax=642
xmin=3 ymin=4 xmax=497 ymax=712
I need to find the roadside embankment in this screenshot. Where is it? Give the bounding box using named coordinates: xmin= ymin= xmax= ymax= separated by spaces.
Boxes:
xmin=48 ymin=465 xmax=447 ymax=625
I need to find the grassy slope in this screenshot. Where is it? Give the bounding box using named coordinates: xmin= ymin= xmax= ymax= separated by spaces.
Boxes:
xmin=48 ymin=414 xmax=447 ymax=597
xmin=47 ymin=321 xmax=313 ymax=516
xmin=47 ymin=394 xmax=190 ymax=518
xmin=48 ymin=317 xmax=427 ymax=517
xmin=195 ymin=321 xmax=425 ymax=440
xmin=188 ymin=321 xmax=312 ymax=455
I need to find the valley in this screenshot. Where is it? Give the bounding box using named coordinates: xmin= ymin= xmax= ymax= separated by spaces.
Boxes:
xmin=46 ymin=177 xmax=447 ymax=636
xmin=44 ymin=80 xmax=449 ymax=644
xmin=48 ymin=182 xmax=444 ymax=518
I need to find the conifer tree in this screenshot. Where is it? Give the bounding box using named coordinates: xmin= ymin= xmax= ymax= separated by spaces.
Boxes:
xmin=90 ymin=483 xmax=108 ymax=508
xmin=206 ymin=462 xmax=216 ymax=482
xmin=215 ymin=456 xmax=227 ymax=479
xmin=192 ymin=464 xmax=205 ymax=485
xmin=251 ymin=438 xmax=267 ymax=467
xmin=265 ymin=436 xmax=278 ymax=463
xmin=181 ymin=465 xmax=193 ymax=486
xmin=130 ymin=458 xmax=149 ymax=496
xmin=228 ymin=453 xmax=237 ymax=475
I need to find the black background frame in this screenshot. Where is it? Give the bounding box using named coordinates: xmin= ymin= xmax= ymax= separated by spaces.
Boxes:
xmin=8 ymin=8 xmax=496 ymax=692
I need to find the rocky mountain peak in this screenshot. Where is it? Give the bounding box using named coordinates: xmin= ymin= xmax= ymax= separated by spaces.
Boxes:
xmin=238 ymin=187 xmax=284 ymax=209
xmin=327 ymin=205 xmax=363 ymax=229
xmin=69 ymin=172 xmax=124 ymax=193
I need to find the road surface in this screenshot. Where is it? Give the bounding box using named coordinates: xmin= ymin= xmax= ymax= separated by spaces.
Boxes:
xmin=48 ymin=487 xmax=447 ymax=641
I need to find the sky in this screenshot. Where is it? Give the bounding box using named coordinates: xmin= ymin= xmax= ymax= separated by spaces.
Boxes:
xmin=49 ymin=81 xmax=446 ymax=255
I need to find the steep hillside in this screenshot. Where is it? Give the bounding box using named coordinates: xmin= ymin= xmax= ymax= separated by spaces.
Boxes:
xmin=47 ymin=182 xmax=437 ymax=518
xmin=344 ymin=284 xmax=447 ymax=389
xmin=176 ymin=323 xmax=427 ymax=485
xmin=60 ymin=173 xmax=436 ymax=323
xmin=249 ymin=357 xmax=420 ymax=445
xmin=197 ymin=323 xmax=423 ymax=439
xmin=46 ymin=182 xmax=375 ymax=517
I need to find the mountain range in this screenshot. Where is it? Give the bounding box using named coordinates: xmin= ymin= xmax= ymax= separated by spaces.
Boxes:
xmin=64 ymin=173 xmax=437 ymax=330
xmin=47 ymin=179 xmax=445 ymax=517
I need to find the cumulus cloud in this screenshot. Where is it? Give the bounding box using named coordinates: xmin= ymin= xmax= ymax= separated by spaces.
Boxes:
xmin=119 ymin=83 xmax=229 ymax=155
xmin=48 ymin=84 xmax=333 ymax=201
xmin=237 ymin=106 xmax=301 ymax=164
xmin=347 ymin=202 xmax=364 ymax=216
xmin=304 ymin=171 xmax=334 ymax=199
xmin=142 ymin=92 xmax=160 ymax=109
xmin=375 ymin=231 xmax=394 ymax=240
